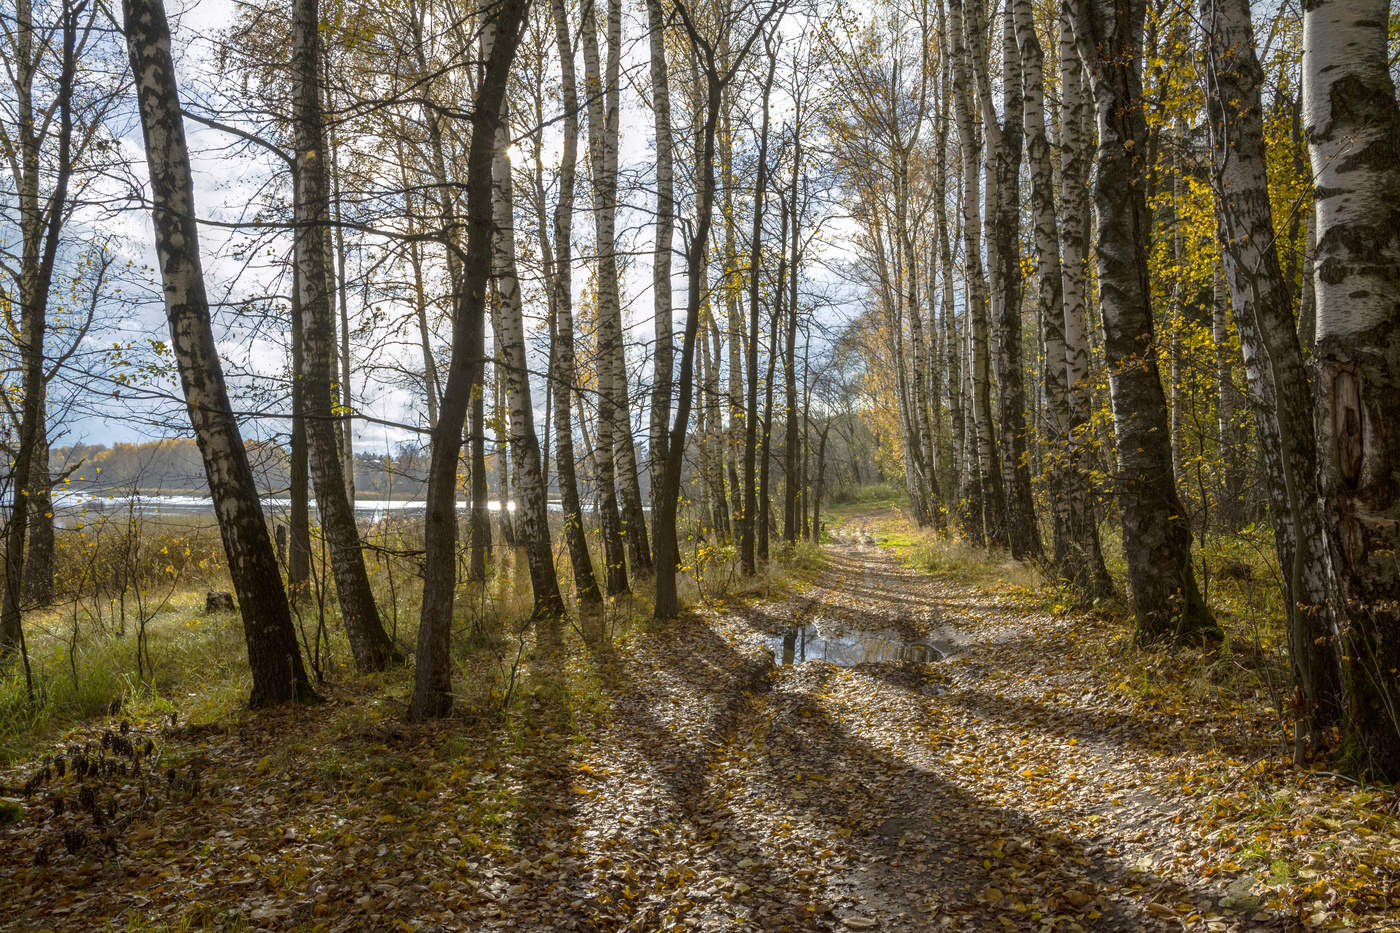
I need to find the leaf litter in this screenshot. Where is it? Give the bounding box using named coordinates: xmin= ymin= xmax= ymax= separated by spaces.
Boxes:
xmin=3 ymin=509 xmax=1398 ymax=931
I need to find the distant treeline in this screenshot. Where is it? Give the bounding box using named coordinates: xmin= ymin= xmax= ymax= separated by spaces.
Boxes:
xmin=55 ymin=439 xmax=433 ymax=499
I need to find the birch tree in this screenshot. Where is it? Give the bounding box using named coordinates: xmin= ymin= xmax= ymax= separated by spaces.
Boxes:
xmin=1201 ymin=0 xmax=1343 ymax=748
xmin=579 ymin=0 xmax=633 ymax=594
xmin=946 ymin=0 xmax=1006 ymax=547
xmin=655 ymin=0 xmax=785 ymax=620
xmin=740 ymin=39 xmax=779 ymax=576
xmin=0 ymin=0 xmax=82 ymax=656
xmin=1057 ymin=9 xmax=1112 ymax=597
xmin=646 ymin=0 xmax=675 ymax=543
xmin=291 ymin=0 xmax=399 ymax=671
xmin=490 ymin=101 xmax=565 ymax=625
xmin=546 ymin=0 xmax=603 ymax=609
xmin=121 ymin=0 xmax=313 ymax=705
xmin=1012 ymin=0 xmax=1071 ymax=574
xmin=1067 ymin=0 xmax=1216 ymax=642
xmin=1302 ymin=0 xmax=1400 ymax=774
xmin=0 ymin=0 xmax=122 ymax=620
xmin=411 ymin=0 xmax=530 ymax=720
xmin=970 ymin=0 xmax=1040 ymax=560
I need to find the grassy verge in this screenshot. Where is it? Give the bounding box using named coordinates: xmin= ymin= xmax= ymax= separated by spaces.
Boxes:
xmin=1 ymin=511 xmax=825 ymax=768
xmin=822 ymin=481 xmax=904 ymax=520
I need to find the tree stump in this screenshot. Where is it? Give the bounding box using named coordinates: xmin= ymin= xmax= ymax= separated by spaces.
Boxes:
xmin=204 ymin=592 xmax=235 ymax=613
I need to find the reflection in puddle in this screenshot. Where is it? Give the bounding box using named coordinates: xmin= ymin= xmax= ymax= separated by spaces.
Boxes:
xmin=766 ymin=623 xmax=944 ymax=666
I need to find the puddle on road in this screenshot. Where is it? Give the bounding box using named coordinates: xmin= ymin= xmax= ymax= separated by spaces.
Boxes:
xmin=765 ymin=623 xmax=944 ymax=667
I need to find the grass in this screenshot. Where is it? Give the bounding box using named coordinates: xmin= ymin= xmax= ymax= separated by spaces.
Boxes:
xmin=0 ymin=506 xmax=824 ymax=770
xmin=844 ymin=494 xmax=1291 ymax=649
xmin=0 ymin=590 xmax=261 ymax=763
xmin=824 ymin=481 xmax=904 ymax=516
xmin=835 ymin=505 xmax=1044 ymax=593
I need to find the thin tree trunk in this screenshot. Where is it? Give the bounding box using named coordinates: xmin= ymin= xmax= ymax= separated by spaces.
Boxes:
xmin=722 ymin=77 xmax=745 ymax=537
xmin=898 ymin=160 xmax=937 ymax=528
xmin=783 ymin=152 xmax=801 ymax=545
xmin=655 ymin=57 xmax=724 ymax=618
xmin=23 ymin=420 xmax=54 ymax=606
xmin=288 ymin=261 xmax=312 ymax=601
xmin=323 ymin=59 xmax=355 ymax=505
xmin=943 ymin=246 xmax=964 ymax=519
xmin=958 ymin=310 xmax=986 ymax=547
xmin=800 ymin=336 xmax=813 ymax=539
xmin=1169 ymin=129 xmax=1186 ymax=484
xmin=759 ymin=198 xmax=787 ymax=563
xmin=1210 ymin=261 xmax=1245 ymax=530
xmin=469 ymin=355 xmax=491 ymax=580
xmin=409 ymin=233 xmax=440 ymax=428
xmin=580 ymin=0 xmax=631 ymax=594
xmin=933 ymin=0 xmax=960 ymax=518
xmin=491 ymin=107 xmax=566 ymax=625
xmin=710 ymin=298 xmax=734 ymax=536
xmin=916 ymin=252 xmax=943 ymax=532
xmin=593 ymin=0 xmax=650 ymax=575
xmin=400 ymin=174 xmax=440 ymax=428
xmin=657 ymin=1 xmax=780 ymax=617
xmin=811 ymin=421 xmax=831 ymax=540
xmin=741 ymin=47 xmax=778 ymax=576
xmin=646 ymin=0 xmax=674 ymax=544
xmin=1014 ymin=0 xmax=1073 ymax=577
xmin=545 ymin=0 xmax=601 ymax=608
xmin=1 ymin=0 xmax=74 ymax=656
xmin=492 ymin=347 xmax=517 ymax=547
xmin=705 ymin=272 xmax=731 ymax=539
xmin=873 ymin=207 xmax=924 ymax=522
xmin=694 ymin=306 xmax=716 ymax=533
xmin=947 ymin=0 xmax=1006 ymax=548
xmin=527 ymin=94 xmax=554 ymax=498
xmin=411 ymin=0 xmax=528 ymax=719
xmin=1058 ymin=11 xmax=1113 ymax=596
xmin=979 ymin=0 xmax=1040 ymax=559
xmin=292 ymin=0 xmax=398 ymax=670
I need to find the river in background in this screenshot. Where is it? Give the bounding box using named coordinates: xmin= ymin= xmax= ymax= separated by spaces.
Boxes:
xmin=50 ymin=491 xmax=550 ymax=525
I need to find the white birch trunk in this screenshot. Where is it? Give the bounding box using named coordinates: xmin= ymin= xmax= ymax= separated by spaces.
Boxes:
xmin=1057 ymin=13 xmax=1112 ymax=596
xmin=580 ymin=0 xmax=631 ymax=593
xmin=947 ymin=0 xmax=1006 ymax=547
xmin=1303 ymin=0 xmax=1400 ymax=773
xmin=645 ymin=0 xmax=674 ymax=525
xmin=491 ymin=108 xmax=566 ymax=624
xmin=292 ymin=0 xmax=398 ymax=671
xmin=121 ymin=0 xmax=311 ymax=704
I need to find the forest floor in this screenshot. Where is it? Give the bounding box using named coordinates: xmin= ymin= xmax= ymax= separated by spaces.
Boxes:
xmin=4 ymin=507 xmax=1400 ymax=932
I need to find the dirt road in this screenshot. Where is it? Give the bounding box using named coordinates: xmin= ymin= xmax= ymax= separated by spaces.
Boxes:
xmin=531 ymin=519 xmax=1283 ymax=931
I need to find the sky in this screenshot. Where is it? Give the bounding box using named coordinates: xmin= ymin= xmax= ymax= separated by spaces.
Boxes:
xmin=41 ymin=0 xmax=862 ymax=457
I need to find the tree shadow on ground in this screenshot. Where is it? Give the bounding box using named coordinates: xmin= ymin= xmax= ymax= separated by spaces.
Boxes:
xmin=508 ymin=647 xmax=581 ymax=854
xmin=645 ymin=612 xmax=1254 ymax=931
xmin=581 ymin=616 xmax=846 ymax=929
xmin=938 ymin=683 xmax=1271 ymax=761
